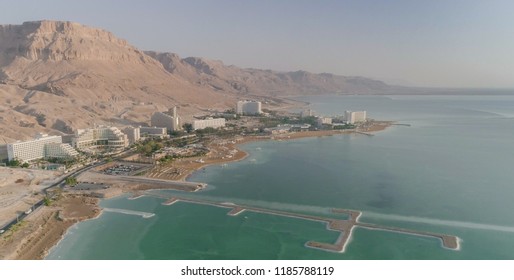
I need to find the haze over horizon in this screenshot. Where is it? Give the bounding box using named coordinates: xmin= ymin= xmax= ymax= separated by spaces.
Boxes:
xmin=2 ymin=0 xmax=514 ymax=88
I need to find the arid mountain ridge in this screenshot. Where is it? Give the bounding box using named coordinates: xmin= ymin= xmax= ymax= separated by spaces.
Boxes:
xmin=0 ymin=20 xmax=391 ymax=142
xmin=144 ymin=51 xmax=390 ymax=96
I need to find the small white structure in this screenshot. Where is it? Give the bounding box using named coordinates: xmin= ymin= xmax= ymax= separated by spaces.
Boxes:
xmin=236 ymin=100 xmax=262 ymax=115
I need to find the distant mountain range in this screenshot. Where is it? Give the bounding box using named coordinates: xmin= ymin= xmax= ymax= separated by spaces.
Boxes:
xmin=0 ymin=20 xmax=395 ymax=141
xmin=144 ymin=51 xmax=391 ymax=96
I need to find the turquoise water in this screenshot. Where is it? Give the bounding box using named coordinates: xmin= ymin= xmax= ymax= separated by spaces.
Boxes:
xmin=47 ymin=95 xmax=514 ymax=259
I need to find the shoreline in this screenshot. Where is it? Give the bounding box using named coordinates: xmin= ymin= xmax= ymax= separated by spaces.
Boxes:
xmin=1 ymin=121 xmax=392 ymax=260
xmin=179 ymin=121 xmax=392 ymax=182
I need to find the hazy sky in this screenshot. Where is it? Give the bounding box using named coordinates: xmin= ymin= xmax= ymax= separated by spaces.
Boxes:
xmin=2 ymin=0 xmax=514 ymax=88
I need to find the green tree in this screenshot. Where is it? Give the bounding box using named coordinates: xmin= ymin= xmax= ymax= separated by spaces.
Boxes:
xmin=300 ymin=116 xmax=319 ymax=126
xmin=20 ymin=162 xmax=30 ymax=168
xmin=43 ymin=196 xmax=52 ymax=206
xmin=153 ymin=142 xmax=164 ymax=151
xmin=65 ymin=176 xmax=78 ymax=187
xmin=7 ymin=159 xmax=21 ymax=167
xmin=142 ymin=144 xmax=153 ymax=155
xmin=183 ymin=123 xmax=194 ymax=133
xmin=170 ymin=130 xmax=186 ymax=137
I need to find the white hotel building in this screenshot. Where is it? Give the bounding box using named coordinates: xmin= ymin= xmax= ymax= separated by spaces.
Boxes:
xmin=344 ymin=111 xmax=367 ymax=124
xmin=7 ymin=133 xmax=79 ymax=162
xmin=139 ymin=127 xmax=167 ymax=138
xmin=151 ymin=107 xmax=181 ymax=132
xmin=192 ymin=118 xmax=226 ymax=130
xmin=236 ymin=100 xmax=262 ymax=115
xmin=123 ymin=126 xmax=141 ymax=145
xmin=72 ymin=126 xmax=128 ymax=150
xmin=317 ymin=117 xmax=333 ymax=126
xmin=123 ymin=126 xmax=167 ymax=145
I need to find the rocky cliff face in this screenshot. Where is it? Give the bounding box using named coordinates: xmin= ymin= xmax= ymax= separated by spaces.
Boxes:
xmin=0 ymin=21 xmax=146 ymax=62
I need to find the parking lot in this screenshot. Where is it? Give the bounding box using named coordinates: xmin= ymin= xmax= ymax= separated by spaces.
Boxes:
xmin=101 ymin=164 xmax=145 ymax=176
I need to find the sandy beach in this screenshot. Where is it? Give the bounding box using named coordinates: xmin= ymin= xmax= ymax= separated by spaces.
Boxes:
xmin=0 ymin=121 xmax=391 ymax=260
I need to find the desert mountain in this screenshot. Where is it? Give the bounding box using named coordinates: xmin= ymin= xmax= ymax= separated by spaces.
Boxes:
xmin=0 ymin=21 xmax=237 ymax=142
xmin=0 ymin=20 xmax=390 ymax=142
xmin=145 ymin=51 xmax=389 ymax=96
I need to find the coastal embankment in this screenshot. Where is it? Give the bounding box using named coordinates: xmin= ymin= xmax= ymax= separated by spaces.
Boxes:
xmin=145 ymin=194 xmax=460 ymax=253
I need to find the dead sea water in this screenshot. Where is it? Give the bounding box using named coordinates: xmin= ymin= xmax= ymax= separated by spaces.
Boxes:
xmin=47 ymin=95 xmax=514 ymax=259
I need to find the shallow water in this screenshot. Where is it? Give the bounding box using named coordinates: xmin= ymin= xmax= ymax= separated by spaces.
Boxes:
xmin=47 ymin=95 xmax=514 ymax=259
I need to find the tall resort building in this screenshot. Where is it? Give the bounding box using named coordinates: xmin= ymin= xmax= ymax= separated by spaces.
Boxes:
xmin=7 ymin=133 xmax=78 ymax=162
xmin=72 ymin=126 xmax=128 ymax=150
xmin=344 ymin=111 xmax=367 ymax=124
xmin=123 ymin=126 xmax=141 ymax=145
xmin=192 ymin=118 xmax=226 ymax=130
xmin=151 ymin=107 xmax=181 ymax=132
xmin=236 ymin=100 xmax=262 ymax=115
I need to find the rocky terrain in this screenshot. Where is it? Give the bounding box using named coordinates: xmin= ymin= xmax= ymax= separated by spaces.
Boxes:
xmin=0 ymin=20 xmax=391 ymax=142
xmin=145 ymin=51 xmax=390 ymax=97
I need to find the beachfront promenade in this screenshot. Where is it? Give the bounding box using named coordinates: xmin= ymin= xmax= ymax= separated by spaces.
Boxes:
xmin=137 ymin=192 xmax=460 ymax=253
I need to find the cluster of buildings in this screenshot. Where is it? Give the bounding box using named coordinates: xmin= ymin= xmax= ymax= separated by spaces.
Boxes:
xmin=1 ymin=124 xmax=160 ymax=163
xmin=123 ymin=126 xmax=168 ymax=145
xmin=265 ymin=124 xmax=312 ymax=135
xmin=72 ymin=126 xmax=128 ymax=150
xmin=2 ymin=125 xmax=132 ymax=163
xmin=1 ymin=104 xmax=235 ymax=163
xmin=0 ymin=101 xmax=367 ymax=164
xmin=314 ymin=110 xmax=367 ymax=126
xmin=312 ymin=111 xmax=367 ymax=127
xmin=261 ymin=108 xmax=367 ymax=135
xmin=0 ymin=124 xmax=166 ymax=163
